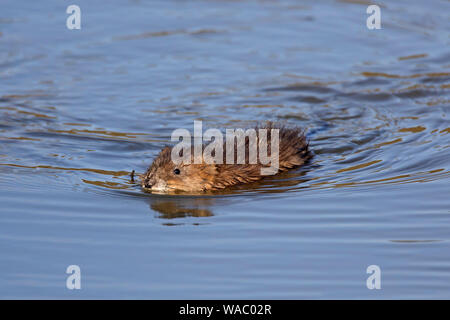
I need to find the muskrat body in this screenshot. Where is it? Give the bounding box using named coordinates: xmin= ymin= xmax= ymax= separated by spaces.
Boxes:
xmin=141 ymin=124 xmax=311 ymax=193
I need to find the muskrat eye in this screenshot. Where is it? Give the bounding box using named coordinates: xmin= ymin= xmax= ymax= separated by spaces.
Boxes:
xmin=173 ymin=168 xmax=180 ymax=175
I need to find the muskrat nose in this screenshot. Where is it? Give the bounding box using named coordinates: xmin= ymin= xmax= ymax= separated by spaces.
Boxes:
xmin=142 ymin=178 xmax=152 ymax=188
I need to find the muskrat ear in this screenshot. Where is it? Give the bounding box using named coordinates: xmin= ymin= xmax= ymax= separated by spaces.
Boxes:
xmin=198 ymin=163 xmax=218 ymax=176
xmin=161 ymin=146 xmax=171 ymax=154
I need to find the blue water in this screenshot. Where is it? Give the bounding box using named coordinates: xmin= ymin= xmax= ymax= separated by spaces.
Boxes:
xmin=0 ymin=0 xmax=449 ymax=298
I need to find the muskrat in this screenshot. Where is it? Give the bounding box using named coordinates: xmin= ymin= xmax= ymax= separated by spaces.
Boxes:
xmin=140 ymin=123 xmax=311 ymax=193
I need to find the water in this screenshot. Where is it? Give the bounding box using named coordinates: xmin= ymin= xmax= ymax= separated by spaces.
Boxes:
xmin=0 ymin=0 xmax=449 ymax=299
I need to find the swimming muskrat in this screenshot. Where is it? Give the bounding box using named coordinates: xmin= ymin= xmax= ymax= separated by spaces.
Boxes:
xmin=140 ymin=123 xmax=311 ymax=193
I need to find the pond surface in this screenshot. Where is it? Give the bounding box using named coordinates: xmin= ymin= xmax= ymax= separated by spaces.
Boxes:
xmin=0 ymin=0 xmax=449 ymax=298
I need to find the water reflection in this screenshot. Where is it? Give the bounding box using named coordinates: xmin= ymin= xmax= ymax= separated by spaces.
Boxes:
xmin=148 ymin=197 xmax=215 ymax=225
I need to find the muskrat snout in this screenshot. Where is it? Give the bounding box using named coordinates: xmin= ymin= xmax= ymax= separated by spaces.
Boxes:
xmin=143 ymin=182 xmax=152 ymax=188
xmin=142 ymin=178 xmax=153 ymax=189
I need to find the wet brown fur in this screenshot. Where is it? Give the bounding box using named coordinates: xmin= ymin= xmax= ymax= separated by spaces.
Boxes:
xmin=141 ymin=123 xmax=311 ymax=192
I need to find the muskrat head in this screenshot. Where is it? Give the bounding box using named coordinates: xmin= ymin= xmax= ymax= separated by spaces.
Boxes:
xmin=140 ymin=146 xmax=218 ymax=193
